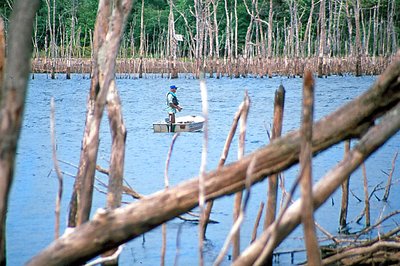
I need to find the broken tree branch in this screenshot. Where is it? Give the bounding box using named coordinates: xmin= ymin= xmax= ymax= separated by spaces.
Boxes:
xmin=233 ymin=101 xmax=400 ymax=265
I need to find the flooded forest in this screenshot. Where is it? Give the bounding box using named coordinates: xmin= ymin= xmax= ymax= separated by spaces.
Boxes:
xmin=0 ymin=0 xmax=399 ymax=265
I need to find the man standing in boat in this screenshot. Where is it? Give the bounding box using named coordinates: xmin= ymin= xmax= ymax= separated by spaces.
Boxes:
xmin=166 ymin=85 xmax=182 ymax=125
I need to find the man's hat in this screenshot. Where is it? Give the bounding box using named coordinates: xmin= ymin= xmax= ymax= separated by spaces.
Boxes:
xmin=170 ymin=85 xmax=178 ymax=89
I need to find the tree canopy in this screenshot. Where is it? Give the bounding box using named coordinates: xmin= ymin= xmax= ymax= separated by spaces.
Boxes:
xmin=0 ymin=0 xmax=399 ymax=60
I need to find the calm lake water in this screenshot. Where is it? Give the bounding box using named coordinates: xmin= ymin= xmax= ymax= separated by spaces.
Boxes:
xmin=7 ymin=73 xmax=400 ymax=265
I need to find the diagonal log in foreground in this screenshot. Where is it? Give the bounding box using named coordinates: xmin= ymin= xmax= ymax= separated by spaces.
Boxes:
xmin=235 ymin=101 xmax=400 ymax=265
xmin=27 ymin=60 xmax=400 ymax=265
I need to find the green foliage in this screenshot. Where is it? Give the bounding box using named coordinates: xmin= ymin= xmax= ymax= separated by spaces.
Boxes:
xmin=0 ymin=0 xmax=398 ymax=58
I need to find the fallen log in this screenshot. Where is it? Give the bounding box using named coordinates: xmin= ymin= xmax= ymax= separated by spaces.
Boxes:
xmin=27 ymin=59 xmax=400 ymax=265
xmin=234 ymin=101 xmax=400 ymax=265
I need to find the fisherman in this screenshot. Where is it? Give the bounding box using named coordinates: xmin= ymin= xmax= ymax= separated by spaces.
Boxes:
xmin=166 ymin=85 xmax=182 ymax=124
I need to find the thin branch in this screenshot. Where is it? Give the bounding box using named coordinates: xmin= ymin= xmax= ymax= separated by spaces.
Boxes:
xmin=198 ymin=77 xmax=209 ymax=266
xmin=50 ymin=97 xmax=63 ymax=240
xmin=162 ymin=132 xmax=180 ymax=266
xmin=383 ymin=151 xmax=398 ymax=201
xmin=214 ymin=157 xmax=256 ymax=266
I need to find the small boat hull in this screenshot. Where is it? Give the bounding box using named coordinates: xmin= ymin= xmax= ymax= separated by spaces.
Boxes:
xmin=153 ymin=115 xmax=205 ymax=133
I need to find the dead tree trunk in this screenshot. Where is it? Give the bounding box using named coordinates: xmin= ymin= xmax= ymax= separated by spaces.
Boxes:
xmin=0 ymin=1 xmax=41 ymax=264
xmin=318 ymin=0 xmax=326 ymax=77
xmin=67 ymin=0 xmax=133 ymax=227
xmin=139 ymin=0 xmax=145 ymax=78
xmin=302 ymin=0 xmax=314 ymax=58
xmin=168 ymin=0 xmax=178 ymax=79
xmin=101 ymin=79 xmax=127 ymax=266
xmin=300 ymin=71 xmax=321 ymax=265
xmin=264 ymin=86 xmax=285 ymax=225
xmin=263 ymin=84 xmax=285 ymax=265
xmin=339 ymin=140 xmax=351 ymax=231
xmin=267 ymin=0 xmax=273 ymax=77
xmin=68 ymin=0 xmax=111 ymax=227
xmin=233 ymin=100 xmax=400 ymax=266
xmin=354 ymin=0 xmax=362 ymax=76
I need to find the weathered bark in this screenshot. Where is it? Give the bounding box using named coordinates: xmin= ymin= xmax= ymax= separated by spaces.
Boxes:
xmin=345 ymin=0 xmax=354 ymax=56
xmin=211 ymin=0 xmax=220 ymax=59
xmin=243 ymin=0 xmax=255 ymax=59
xmin=46 ymin=0 xmax=56 ymax=79
xmin=68 ymin=0 xmax=132 ymax=227
xmin=263 ymin=84 xmax=285 ymax=265
xmin=0 ymin=1 xmax=41 ymax=265
xmin=322 ymin=240 xmax=400 ymax=265
xmin=234 ymin=101 xmax=400 ymax=266
xmin=27 ymin=59 xmax=400 ymax=266
xmin=68 ymin=0 xmax=111 ymax=227
xmin=267 ymin=0 xmax=273 ymax=59
xmin=101 ymin=79 xmax=127 ymax=265
xmin=317 ymin=0 xmax=326 ymax=77
xmin=382 ymin=151 xmax=397 ymax=201
xmin=224 ymin=0 xmax=231 ymax=64
xmin=168 ymin=0 xmax=178 ymax=79
xmin=361 ymin=163 xmax=370 ymax=227
xmin=138 ymin=0 xmax=144 ymax=78
xmin=354 ymin=0 xmax=362 ymax=76
xmin=300 ymin=71 xmax=321 ymax=265
xmin=264 ymin=85 xmax=285 ymax=229
xmin=302 ymin=0 xmax=314 ymax=58
xmin=267 ymin=0 xmax=273 ymax=77
xmin=233 ymin=93 xmax=250 ymax=260
xmin=339 ymin=140 xmax=350 ymax=230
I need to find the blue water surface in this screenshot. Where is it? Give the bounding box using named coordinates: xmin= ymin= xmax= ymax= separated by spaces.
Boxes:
xmin=7 ymin=73 xmax=399 ymax=265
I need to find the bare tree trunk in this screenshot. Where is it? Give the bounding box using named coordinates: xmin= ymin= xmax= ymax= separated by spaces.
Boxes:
xmin=339 ymin=140 xmax=350 ymax=231
xmin=139 ymin=0 xmax=144 ymax=78
xmin=224 ymin=0 xmax=231 ymax=72
xmin=345 ymin=0 xmax=354 ymax=56
xmin=263 ymin=84 xmax=285 ymax=265
xmin=318 ymin=0 xmax=326 ymax=77
xmin=194 ymin=0 xmax=205 ymax=78
xmin=206 ymin=1 xmax=214 ymax=77
xmin=68 ymin=0 xmax=111 ymax=228
xmin=51 ymin=0 xmax=56 ymax=79
xmin=67 ymin=0 xmax=76 ymax=80
xmin=267 ymin=0 xmax=273 ymax=77
xmin=168 ymin=0 xmax=178 ymax=79
xmin=212 ymin=0 xmax=220 ymax=60
xmin=303 ymin=0 xmax=314 ymax=58
xmin=300 ymin=71 xmax=321 ymax=265
xmin=68 ymin=0 xmax=132 ymax=228
xmin=243 ymin=0 xmax=255 ymax=59
xmin=234 ymin=100 xmax=400 ymax=266
xmin=335 ymin=0 xmax=343 ymax=57
xmin=0 ymin=1 xmax=40 ymax=264
xmin=362 ymin=163 xmax=370 ymax=227
xmin=372 ymin=3 xmax=379 ymax=57
xmin=234 ymin=0 xmax=238 ymax=59
xmin=389 ymin=0 xmax=397 ymax=54
xmin=101 ymin=79 xmax=127 ymax=266
xmin=354 ymin=0 xmax=362 ymax=76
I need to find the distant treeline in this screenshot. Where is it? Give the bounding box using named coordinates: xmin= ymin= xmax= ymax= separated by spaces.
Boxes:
xmin=0 ymin=0 xmax=398 ymax=62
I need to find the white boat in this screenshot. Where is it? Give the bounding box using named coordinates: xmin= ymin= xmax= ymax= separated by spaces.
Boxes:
xmin=153 ymin=115 xmax=205 ymax=133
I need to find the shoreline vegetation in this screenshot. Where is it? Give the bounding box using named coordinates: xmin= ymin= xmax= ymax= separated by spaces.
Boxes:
xmin=31 ymin=55 xmax=394 ymax=78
